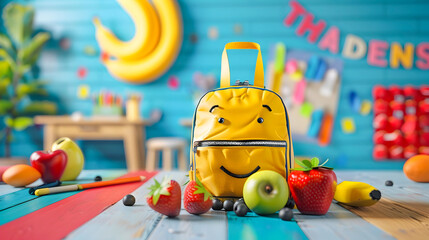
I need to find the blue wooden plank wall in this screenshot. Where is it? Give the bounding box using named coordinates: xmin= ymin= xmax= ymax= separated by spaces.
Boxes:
xmin=1 ymin=0 xmax=428 ymax=169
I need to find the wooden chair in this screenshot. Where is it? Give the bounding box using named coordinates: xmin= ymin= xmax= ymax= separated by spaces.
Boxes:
xmin=146 ymin=137 xmax=188 ymax=171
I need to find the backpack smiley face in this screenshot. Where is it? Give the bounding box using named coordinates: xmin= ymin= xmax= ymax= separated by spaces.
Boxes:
xmin=191 ymin=87 xmax=292 ymax=198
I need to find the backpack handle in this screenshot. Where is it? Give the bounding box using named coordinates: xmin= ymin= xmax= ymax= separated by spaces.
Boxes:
xmin=220 ymin=42 xmax=264 ymax=88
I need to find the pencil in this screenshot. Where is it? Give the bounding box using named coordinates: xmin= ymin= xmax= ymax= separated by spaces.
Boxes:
xmin=34 ymin=176 xmax=146 ymax=196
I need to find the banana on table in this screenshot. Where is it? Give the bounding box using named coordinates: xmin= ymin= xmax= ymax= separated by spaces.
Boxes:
xmin=94 ymin=0 xmax=183 ymax=83
xmin=334 ymin=181 xmax=381 ymax=207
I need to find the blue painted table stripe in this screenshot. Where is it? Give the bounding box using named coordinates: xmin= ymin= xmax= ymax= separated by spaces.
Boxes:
xmin=0 ymin=191 xmax=77 ymax=226
xmin=0 ymin=190 xmax=38 ymax=212
xmin=0 ymin=170 xmax=126 ymax=226
xmin=227 ymin=211 xmax=308 ymax=240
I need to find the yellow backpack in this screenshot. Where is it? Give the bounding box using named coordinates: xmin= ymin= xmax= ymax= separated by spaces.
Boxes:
xmin=189 ymin=42 xmax=294 ymax=199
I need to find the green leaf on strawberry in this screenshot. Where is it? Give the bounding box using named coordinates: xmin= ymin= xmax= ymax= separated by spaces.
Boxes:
xmin=148 ymin=177 xmax=171 ymax=205
xmin=194 ymin=177 xmax=212 ymax=201
xmin=310 ymin=157 xmax=319 ymax=167
xmin=292 ymin=157 xmax=333 ymax=171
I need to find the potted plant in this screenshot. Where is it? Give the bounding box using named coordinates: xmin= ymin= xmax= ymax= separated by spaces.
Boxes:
xmin=0 ymin=3 xmax=57 ymax=161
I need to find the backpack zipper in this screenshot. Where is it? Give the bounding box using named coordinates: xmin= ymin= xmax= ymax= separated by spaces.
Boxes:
xmin=193 ymin=140 xmax=287 ymax=153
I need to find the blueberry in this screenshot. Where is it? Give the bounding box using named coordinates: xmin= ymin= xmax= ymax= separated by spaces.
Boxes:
xmin=223 ymin=200 xmax=234 ymax=211
xmin=234 ymin=200 xmax=250 ymax=213
xmin=279 ymin=207 xmax=293 ymax=221
xmin=233 ymin=198 xmax=244 ymax=211
xmin=285 ymin=198 xmax=295 ymax=209
xmin=385 ymin=180 xmax=393 ymax=186
xmin=234 ymin=203 xmax=248 ymax=217
xmin=94 ymin=176 xmax=102 ymax=181
xmin=123 ymin=194 xmax=136 ymax=206
xmin=212 ymin=199 xmax=223 ymax=210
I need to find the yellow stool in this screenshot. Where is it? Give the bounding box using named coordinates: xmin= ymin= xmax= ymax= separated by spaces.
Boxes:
xmin=146 ymin=137 xmax=187 ymax=171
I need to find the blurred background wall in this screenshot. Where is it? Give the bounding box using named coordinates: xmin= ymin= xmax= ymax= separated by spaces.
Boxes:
xmin=1 ymin=0 xmax=428 ymax=169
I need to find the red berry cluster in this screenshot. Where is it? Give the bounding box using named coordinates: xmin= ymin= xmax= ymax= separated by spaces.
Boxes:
xmin=373 ymin=85 xmax=429 ymax=160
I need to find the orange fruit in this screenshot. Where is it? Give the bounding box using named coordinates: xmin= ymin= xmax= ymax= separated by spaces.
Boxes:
xmin=3 ymin=164 xmax=41 ymax=187
xmin=403 ymin=154 xmax=429 ymax=183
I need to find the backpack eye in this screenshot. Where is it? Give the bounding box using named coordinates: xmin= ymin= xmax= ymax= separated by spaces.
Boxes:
xmin=218 ymin=117 xmax=225 ymax=124
xmin=257 ymin=117 xmax=264 ymax=123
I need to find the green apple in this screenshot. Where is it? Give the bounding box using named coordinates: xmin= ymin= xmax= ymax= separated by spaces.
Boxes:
xmin=243 ymin=170 xmax=289 ymax=215
xmin=52 ymin=137 xmax=84 ymax=181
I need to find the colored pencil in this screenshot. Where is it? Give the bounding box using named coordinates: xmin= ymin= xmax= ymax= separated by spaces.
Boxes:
xmin=34 ymin=176 xmax=146 ymax=196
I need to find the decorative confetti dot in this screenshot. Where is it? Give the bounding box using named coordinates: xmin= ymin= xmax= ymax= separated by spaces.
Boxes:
xmin=290 ymin=71 xmax=303 ymax=81
xmin=59 ymin=37 xmax=71 ymax=50
xmin=341 ymin=117 xmax=356 ymax=134
xmin=360 ymin=100 xmax=372 ymax=116
xmin=77 ymin=67 xmax=88 ymax=79
xmin=349 ymin=91 xmax=361 ymax=112
xmin=77 ymin=85 xmax=90 ymax=99
xmin=285 ymin=60 xmax=298 ymax=74
xmin=190 ymin=33 xmax=198 ymax=44
xmin=168 ymin=76 xmax=179 ymax=90
xmin=233 ymin=24 xmax=243 ymax=35
xmin=84 ymin=45 xmax=97 ymax=56
xmin=100 ymin=51 xmax=109 ymax=62
xmin=299 ymin=102 xmax=313 ymax=117
xmin=208 ymin=27 xmax=219 ymax=40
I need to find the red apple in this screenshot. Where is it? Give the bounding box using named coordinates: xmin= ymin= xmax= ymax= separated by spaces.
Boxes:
xmin=390 ymin=101 xmax=405 ymax=112
xmin=419 ymin=115 xmax=429 ymax=129
xmin=388 ymin=116 xmax=403 ymax=130
xmin=419 ymin=100 xmax=429 ymax=114
xmin=405 ymin=100 xmax=417 ymax=115
xmin=419 ymin=146 xmax=429 ymax=155
xmin=404 ymin=86 xmax=418 ymax=100
xmin=373 ymin=114 xmax=388 ymax=130
xmin=404 ymin=145 xmax=418 ymax=159
xmin=383 ymin=131 xmax=403 ymax=145
xmin=420 ymin=85 xmax=429 ymax=97
xmin=402 ymin=115 xmax=418 ymax=133
xmin=374 ymin=100 xmax=389 ymax=116
xmin=391 ymin=131 xmax=404 ymax=146
xmin=30 ymin=150 xmax=68 ymax=183
xmin=373 ymin=85 xmax=389 ymax=100
xmin=373 ymin=130 xmax=385 ymax=144
xmin=389 ymin=85 xmax=404 ymax=103
xmin=404 ymin=132 xmax=419 ymax=145
xmin=420 ymin=132 xmax=429 ymax=146
xmin=373 ymin=145 xmax=388 ymax=159
xmin=390 ymin=145 xmax=404 ymax=159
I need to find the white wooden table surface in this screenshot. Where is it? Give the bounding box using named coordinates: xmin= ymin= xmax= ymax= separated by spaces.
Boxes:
xmin=0 ymin=170 xmax=428 ymax=240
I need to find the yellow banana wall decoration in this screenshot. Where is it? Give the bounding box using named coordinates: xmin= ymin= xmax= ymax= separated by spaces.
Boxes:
xmin=94 ymin=0 xmax=160 ymax=60
xmin=94 ymin=0 xmax=183 ymax=84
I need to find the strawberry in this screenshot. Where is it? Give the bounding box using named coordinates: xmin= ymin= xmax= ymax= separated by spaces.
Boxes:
xmin=184 ymin=178 xmax=213 ymax=215
xmin=146 ymin=178 xmax=181 ymax=218
xmin=288 ymin=157 xmax=337 ymax=215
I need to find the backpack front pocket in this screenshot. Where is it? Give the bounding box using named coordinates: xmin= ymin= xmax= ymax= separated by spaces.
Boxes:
xmin=193 ymin=140 xmax=287 ymax=198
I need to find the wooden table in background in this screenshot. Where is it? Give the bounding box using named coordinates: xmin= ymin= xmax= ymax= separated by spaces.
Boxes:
xmin=0 ymin=170 xmax=428 ymax=239
xmin=34 ymin=116 xmax=149 ymax=171
xmin=179 ymin=118 xmax=192 ymax=127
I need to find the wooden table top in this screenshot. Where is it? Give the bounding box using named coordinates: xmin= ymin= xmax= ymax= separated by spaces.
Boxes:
xmin=0 ymin=170 xmax=428 ymax=240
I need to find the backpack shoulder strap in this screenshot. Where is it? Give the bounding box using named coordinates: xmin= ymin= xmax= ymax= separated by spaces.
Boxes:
xmin=220 ymin=42 xmax=264 ymax=88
